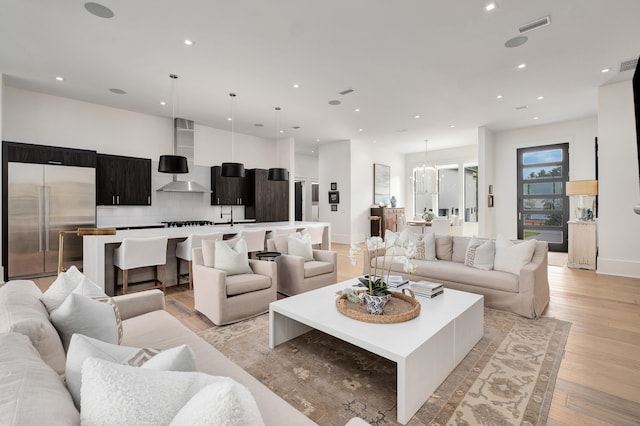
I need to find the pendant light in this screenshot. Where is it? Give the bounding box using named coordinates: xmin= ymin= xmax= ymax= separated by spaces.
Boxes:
xmin=221 ymin=93 xmax=245 ymax=178
xmin=268 ymin=106 xmax=289 ymax=181
xmin=158 ymin=74 xmax=189 ymax=174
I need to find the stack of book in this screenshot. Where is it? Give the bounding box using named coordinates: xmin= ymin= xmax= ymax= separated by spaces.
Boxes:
xmin=410 ymin=280 xmax=444 ymax=298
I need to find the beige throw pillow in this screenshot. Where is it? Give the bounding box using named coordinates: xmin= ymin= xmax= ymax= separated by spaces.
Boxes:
xmin=414 ymin=233 xmax=437 ymax=261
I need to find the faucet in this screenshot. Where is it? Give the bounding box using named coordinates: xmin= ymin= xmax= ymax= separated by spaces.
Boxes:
xmin=220 ymin=206 xmax=234 ymax=227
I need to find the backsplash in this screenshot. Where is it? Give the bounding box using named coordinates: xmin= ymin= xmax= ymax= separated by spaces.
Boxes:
xmin=96 ymin=163 xmax=247 ymax=227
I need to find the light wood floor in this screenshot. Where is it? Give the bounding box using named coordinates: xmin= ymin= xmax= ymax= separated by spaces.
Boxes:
xmin=34 ymin=244 xmax=640 ymax=425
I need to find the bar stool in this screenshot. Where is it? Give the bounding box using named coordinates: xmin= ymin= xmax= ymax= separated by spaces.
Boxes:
xmin=175 ymin=232 xmax=222 ymax=289
xmin=304 ymin=225 xmax=325 ymax=249
xmin=113 ymin=237 xmax=168 ymax=295
xmin=273 ymin=227 xmax=298 ymax=236
xmin=238 ymin=229 xmax=267 ymax=259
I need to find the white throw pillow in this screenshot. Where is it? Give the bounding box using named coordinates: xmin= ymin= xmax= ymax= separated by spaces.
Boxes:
xmin=414 ymin=233 xmax=437 ymax=261
xmin=71 ymin=276 xmax=107 ymax=298
xmin=50 ymin=293 xmax=122 ymax=352
xmin=40 ymin=265 xmax=87 ymax=312
xmin=464 ymin=237 xmax=495 ymax=271
xmin=288 ymin=233 xmax=314 ymax=261
xmin=170 ymin=382 xmax=265 ymax=426
xmin=80 ymin=358 xmax=262 ymax=426
xmin=214 ymin=238 xmax=253 ymax=276
xmin=493 ymin=235 xmax=537 ymax=275
xmin=202 ymin=237 xmax=239 ymax=267
xmin=66 ymin=334 xmax=196 ymax=408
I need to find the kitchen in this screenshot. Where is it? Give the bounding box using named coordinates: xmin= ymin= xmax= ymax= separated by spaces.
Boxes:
xmin=1 ymin=90 xmax=323 ymax=286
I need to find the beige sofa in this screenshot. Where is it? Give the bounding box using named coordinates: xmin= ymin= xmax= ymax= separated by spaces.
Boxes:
xmin=365 ymin=235 xmax=550 ymax=319
xmin=0 ymin=280 xmax=315 ymax=425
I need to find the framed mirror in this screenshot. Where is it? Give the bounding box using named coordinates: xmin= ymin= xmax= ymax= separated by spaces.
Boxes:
xmin=374 ymin=163 xmax=390 ymax=205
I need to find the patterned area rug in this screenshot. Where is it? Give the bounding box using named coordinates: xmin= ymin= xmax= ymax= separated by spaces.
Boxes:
xmin=198 ymin=308 xmax=570 ymax=425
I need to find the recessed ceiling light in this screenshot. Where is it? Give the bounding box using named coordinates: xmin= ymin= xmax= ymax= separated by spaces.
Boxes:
xmin=354 ymin=108 xmax=360 ymax=112
xmin=160 ymin=101 xmax=166 ymax=106
xmin=293 ymin=83 xmax=300 ymax=88
xmin=184 ymin=39 xmax=193 ymax=46
xmin=496 ymin=94 xmax=503 ymax=99
xmin=537 ymin=96 xmax=544 ymax=100
xmin=359 ymin=128 xmax=363 ymax=132
xmin=450 ymin=125 xmax=456 ymax=128
xmin=227 ymin=117 xmax=232 ymax=121
xmin=485 ymin=2 xmax=497 ymax=11
xmin=279 ymin=130 xmax=284 ymax=133
xmin=415 ymin=115 xmax=421 ymax=119
xmin=533 ymin=116 xmax=539 ymax=120
xmin=316 ymin=139 xmax=320 ymax=142
xmin=372 ymin=140 xmax=377 ymax=144
xmin=311 ymin=150 xmax=314 ymax=153
xmin=517 ymin=63 xmax=526 ymax=69
xmin=109 ymin=88 xmax=126 ymax=95
xmin=601 ymin=68 xmax=610 ymax=73
xmin=84 ymin=2 xmax=114 ymax=18
xmin=55 ymin=76 xmax=64 ymax=81
xmin=328 ymin=100 xmax=341 ymax=106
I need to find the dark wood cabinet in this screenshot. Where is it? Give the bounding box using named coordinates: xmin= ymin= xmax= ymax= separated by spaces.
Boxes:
xmin=210 ymin=166 xmax=246 ymax=205
xmin=3 ymin=141 xmax=96 ymax=168
xmin=370 ymin=207 xmax=405 ymax=239
xmin=96 ymin=154 xmax=151 ymax=206
xmin=245 ymin=168 xmax=289 ymax=222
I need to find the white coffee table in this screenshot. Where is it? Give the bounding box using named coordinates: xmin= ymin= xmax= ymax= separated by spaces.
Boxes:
xmin=269 ymin=280 xmax=484 ymax=424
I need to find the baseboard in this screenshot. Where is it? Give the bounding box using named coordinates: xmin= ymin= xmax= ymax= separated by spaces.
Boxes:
xmin=596 ymin=257 xmax=640 ymax=279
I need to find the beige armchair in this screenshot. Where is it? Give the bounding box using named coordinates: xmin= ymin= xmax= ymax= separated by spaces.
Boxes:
xmin=191 ymin=247 xmax=277 ymax=325
xmin=266 ymin=237 xmax=337 ymax=296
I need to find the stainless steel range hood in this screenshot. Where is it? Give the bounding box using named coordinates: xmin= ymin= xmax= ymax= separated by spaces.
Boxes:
xmin=157 ymin=118 xmax=210 ymax=193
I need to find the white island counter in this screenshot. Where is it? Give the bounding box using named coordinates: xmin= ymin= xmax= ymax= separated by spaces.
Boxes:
xmin=83 ymin=221 xmax=330 ymax=295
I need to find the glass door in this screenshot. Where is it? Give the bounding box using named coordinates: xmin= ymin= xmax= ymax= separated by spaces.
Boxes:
xmin=517 ymin=143 xmax=569 ymax=252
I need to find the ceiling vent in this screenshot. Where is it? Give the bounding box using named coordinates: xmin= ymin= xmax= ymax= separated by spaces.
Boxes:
xmin=518 ymin=15 xmax=551 ymax=34
xmin=338 ymin=88 xmax=355 ymax=95
xmin=620 ymin=58 xmax=639 ymax=73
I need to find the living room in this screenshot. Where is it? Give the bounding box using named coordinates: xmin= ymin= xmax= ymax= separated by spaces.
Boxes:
xmin=1 ymin=1 xmax=639 ymax=425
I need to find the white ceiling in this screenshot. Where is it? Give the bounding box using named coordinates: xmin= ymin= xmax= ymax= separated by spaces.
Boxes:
xmin=1 ymin=0 xmax=638 ymax=155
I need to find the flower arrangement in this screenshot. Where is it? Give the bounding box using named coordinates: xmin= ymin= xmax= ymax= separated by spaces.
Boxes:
xmin=347 ymin=236 xmax=417 ymax=299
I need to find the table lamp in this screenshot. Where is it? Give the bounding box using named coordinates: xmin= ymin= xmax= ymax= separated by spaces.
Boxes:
xmin=565 ymin=180 xmax=598 ymax=221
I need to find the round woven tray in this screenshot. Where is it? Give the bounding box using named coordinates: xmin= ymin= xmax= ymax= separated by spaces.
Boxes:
xmin=335 ymin=288 xmax=421 ymax=324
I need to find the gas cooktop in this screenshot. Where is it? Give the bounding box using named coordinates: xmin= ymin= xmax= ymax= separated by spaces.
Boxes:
xmin=162 ymin=220 xmax=214 ymax=227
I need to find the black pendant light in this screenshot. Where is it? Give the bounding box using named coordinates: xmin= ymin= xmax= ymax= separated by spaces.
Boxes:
xmin=221 ymin=93 xmax=245 ymax=178
xmin=268 ymin=106 xmax=289 ymax=181
xmin=158 ymin=74 xmax=189 ymax=174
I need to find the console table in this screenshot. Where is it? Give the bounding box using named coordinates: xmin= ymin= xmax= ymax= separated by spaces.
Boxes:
xmin=568 ymin=220 xmax=597 ymax=270
xmin=370 ymin=207 xmax=405 ymax=239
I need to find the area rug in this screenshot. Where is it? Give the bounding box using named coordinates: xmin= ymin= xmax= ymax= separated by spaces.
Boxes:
xmin=198 ymin=308 xmax=570 ymax=425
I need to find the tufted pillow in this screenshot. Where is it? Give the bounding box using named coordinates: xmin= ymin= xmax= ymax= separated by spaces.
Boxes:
xmin=288 ymin=233 xmax=314 ymax=261
xmin=214 ymin=238 xmax=253 ymax=276
xmin=494 ymin=235 xmax=537 ymax=275
xmin=40 ymin=265 xmax=87 ymax=312
xmin=464 ymin=237 xmax=495 ymax=271
xmin=80 ymin=358 xmax=263 ymax=426
xmin=0 ymin=333 xmax=79 ymax=425
xmin=0 ymin=280 xmax=66 ymax=374
xmin=50 ymin=293 xmax=122 ymax=352
xmin=66 ymin=334 xmax=196 ymax=409
xmin=414 ymin=233 xmax=437 ymax=261
xmin=170 ymin=381 xmax=265 ymax=426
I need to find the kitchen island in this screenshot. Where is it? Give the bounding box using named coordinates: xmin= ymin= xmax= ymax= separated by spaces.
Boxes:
xmin=83 ymin=221 xmax=331 ymax=295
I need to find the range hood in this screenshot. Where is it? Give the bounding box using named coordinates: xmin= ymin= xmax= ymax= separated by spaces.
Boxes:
xmin=157 ymin=118 xmax=210 ymax=193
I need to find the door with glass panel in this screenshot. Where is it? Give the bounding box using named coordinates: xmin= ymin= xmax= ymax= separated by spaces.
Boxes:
xmin=517 ymin=143 xmax=569 ymax=252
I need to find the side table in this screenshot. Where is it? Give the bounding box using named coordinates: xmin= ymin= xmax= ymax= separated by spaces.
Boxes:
xmin=256 ymin=251 xmax=281 ymax=262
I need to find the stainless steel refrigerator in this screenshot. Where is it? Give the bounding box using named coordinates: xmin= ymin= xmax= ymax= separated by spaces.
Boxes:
xmin=7 ymin=162 xmax=96 ymax=279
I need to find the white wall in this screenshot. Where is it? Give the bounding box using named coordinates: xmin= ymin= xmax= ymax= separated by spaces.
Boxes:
xmin=478 ymin=127 xmax=496 ymax=238
xmin=493 ymin=117 xmax=598 ymax=239
xmin=597 ymin=80 xmax=640 ymax=277
xmin=1 ymin=87 xmax=280 ymax=227
xmin=319 ymin=141 xmax=351 ymax=243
